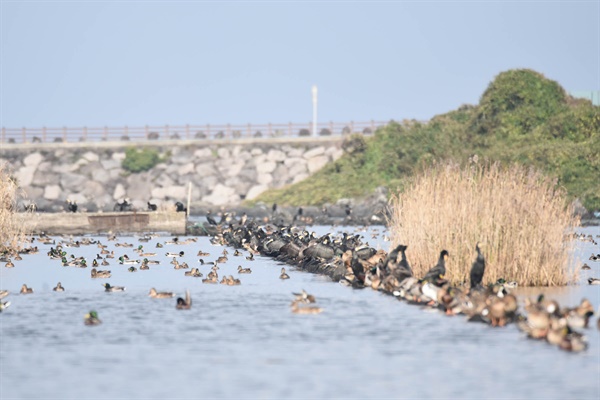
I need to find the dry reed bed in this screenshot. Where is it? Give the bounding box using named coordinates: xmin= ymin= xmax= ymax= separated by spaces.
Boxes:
xmin=388 ymin=161 xmax=579 ymax=286
xmin=0 ymin=162 xmax=30 ymax=253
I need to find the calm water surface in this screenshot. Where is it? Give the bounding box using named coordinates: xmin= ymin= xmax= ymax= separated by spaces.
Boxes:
xmin=1 ymin=226 xmax=599 ymax=399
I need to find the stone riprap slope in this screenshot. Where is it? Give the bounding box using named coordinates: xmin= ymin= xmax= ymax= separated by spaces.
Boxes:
xmin=1 ymin=140 xmax=343 ymax=212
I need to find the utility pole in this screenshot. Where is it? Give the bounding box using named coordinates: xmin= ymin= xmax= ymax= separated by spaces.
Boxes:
xmin=312 ymin=85 xmax=318 ymax=136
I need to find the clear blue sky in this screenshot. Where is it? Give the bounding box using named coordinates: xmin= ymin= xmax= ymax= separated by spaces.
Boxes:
xmin=1 ymin=1 xmax=598 ymax=128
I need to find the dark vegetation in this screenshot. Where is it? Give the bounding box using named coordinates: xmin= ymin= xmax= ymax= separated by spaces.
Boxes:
xmin=122 ymin=147 xmax=169 ymax=173
xmin=254 ymin=69 xmax=600 ymax=211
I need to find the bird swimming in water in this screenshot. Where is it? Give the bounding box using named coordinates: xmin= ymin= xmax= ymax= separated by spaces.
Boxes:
xmin=20 ymin=284 xmax=33 ymax=294
xmin=53 ymin=282 xmax=65 ymax=292
xmin=280 ymin=267 xmax=290 ymax=279
xmin=469 ymin=243 xmax=485 ymax=289
xmin=103 ymin=283 xmax=125 ymax=292
xmin=176 ymin=290 xmax=192 ymax=309
xmin=149 ymin=288 xmax=174 ymax=298
xmin=84 ymin=310 xmax=102 ymax=326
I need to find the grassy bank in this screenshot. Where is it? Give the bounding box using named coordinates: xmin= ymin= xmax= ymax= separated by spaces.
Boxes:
xmin=253 ymin=69 xmax=599 ymax=211
xmin=0 ymin=163 xmax=30 ymax=253
xmin=388 ymin=162 xmax=579 ymax=286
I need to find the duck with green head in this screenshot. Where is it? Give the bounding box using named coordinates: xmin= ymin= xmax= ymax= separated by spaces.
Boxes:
xmin=103 ymin=283 xmax=125 ymax=292
xmin=84 ymin=310 xmax=102 ymax=325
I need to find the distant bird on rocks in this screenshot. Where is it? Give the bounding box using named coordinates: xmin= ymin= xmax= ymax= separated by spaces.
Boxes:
xmin=147 ymin=201 xmax=157 ymax=211
xmin=66 ymin=199 xmax=78 ymax=213
xmin=175 ymin=201 xmax=187 ymax=213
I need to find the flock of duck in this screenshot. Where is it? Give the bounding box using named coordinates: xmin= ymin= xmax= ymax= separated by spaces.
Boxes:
xmin=1 ymin=213 xmax=599 ymax=353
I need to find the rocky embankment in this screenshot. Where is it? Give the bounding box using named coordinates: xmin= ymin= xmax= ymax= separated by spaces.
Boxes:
xmin=1 ymin=141 xmax=353 ymax=214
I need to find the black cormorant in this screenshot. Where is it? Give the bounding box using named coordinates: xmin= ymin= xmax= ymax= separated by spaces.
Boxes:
xmin=469 ymin=242 xmax=486 ymax=289
xmin=422 ymin=250 xmax=449 ymax=283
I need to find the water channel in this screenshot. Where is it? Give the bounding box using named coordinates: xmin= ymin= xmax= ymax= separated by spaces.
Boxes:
xmin=1 ymin=225 xmax=599 ymax=399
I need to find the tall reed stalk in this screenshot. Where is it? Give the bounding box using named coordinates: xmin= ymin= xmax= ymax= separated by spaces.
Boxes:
xmin=0 ymin=162 xmax=30 ymax=253
xmin=388 ymin=160 xmax=579 ymax=286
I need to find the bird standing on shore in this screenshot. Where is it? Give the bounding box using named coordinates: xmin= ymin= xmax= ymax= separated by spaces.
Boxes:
xmin=470 ymin=243 xmax=486 ymax=290
xmin=422 ymin=250 xmax=449 ymax=284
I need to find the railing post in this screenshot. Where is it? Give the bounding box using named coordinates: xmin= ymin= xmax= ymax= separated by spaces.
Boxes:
xmin=350 ymin=121 xmax=354 ymax=134
xmin=329 ymin=121 xmax=333 ymax=135
xmin=2 ymin=127 xmax=6 ymax=143
xmin=226 ymin=123 xmax=231 ymax=139
xmin=371 ymin=119 xmax=375 ymax=134
xmin=185 ymin=124 xmax=190 ymax=140
xmin=62 ymin=126 xmax=67 ymax=142
xmin=22 ymin=127 xmax=26 ymax=143
xmin=247 ymin=123 xmax=251 ymax=138
xmin=268 ymin=123 xmax=272 ymax=137
xmin=288 ymin=122 xmax=292 ymax=137
xmin=145 ymin=125 xmax=149 ymax=139
xmin=103 ymin=126 xmax=108 ymax=141
xmin=124 ymin=125 xmax=129 ymax=139
xmin=83 ymin=126 xmax=88 ymax=141
xmin=42 ymin=126 xmax=46 ymax=142
xmin=207 ymin=124 xmax=210 ymax=138
xmin=165 ymin=124 xmax=170 ymax=138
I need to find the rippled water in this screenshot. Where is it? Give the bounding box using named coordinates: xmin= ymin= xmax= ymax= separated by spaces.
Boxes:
xmin=1 ymin=225 xmax=599 ymax=399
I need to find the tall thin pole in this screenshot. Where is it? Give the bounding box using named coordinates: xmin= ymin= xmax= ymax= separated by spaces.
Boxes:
xmin=312 ymin=85 xmax=318 ymax=136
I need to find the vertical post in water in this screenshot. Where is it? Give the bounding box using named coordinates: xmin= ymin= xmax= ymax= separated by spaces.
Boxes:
xmin=312 ymin=85 xmax=318 ymax=136
xmin=186 ymin=182 xmax=192 ymax=218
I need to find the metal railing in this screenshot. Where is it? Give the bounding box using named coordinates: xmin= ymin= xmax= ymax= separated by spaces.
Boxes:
xmin=0 ymin=120 xmax=388 ymax=144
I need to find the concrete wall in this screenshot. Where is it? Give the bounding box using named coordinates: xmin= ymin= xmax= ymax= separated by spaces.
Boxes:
xmin=0 ymin=137 xmax=344 ymax=213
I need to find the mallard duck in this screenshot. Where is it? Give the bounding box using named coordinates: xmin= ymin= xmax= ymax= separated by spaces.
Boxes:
xmin=279 ymin=267 xmax=290 ymax=279
xmin=128 ymin=266 xmax=137 ymax=272
xmin=233 ymin=249 xmax=242 ymax=257
xmin=563 ymin=298 xmax=595 ymax=329
xmin=103 ymin=283 xmax=125 ymax=292
xmin=166 ymin=251 xmax=184 ymax=257
xmin=588 ymin=277 xmax=600 ymax=285
xmin=184 ymin=268 xmax=203 ymax=277
xmin=20 ymin=284 xmax=33 ymax=294
xmin=176 ymin=290 xmax=192 ymax=309
xmin=202 ymin=276 xmax=218 ymax=284
xmin=5 ymin=259 xmax=14 ymax=268
xmin=246 ymin=253 xmax=254 ymax=261
xmin=139 ymin=263 xmax=150 ymax=270
xmin=487 ymin=294 xmax=518 ymax=327
xmin=53 ymin=282 xmax=65 ymax=292
xmin=581 ymin=263 xmax=591 ymax=270
xmin=91 ymin=268 xmax=111 ymax=278
xmin=0 ymin=301 xmax=11 ymax=312
xmin=92 ymin=259 xmax=99 ymax=267
xmin=216 ymin=256 xmax=228 ymax=264
xmin=84 ymin=310 xmax=102 ymax=326
xmin=559 ymin=331 xmax=588 ymax=352
xmin=290 ymin=299 xmax=322 ymax=314
xmin=149 ymin=288 xmax=174 ymax=298
xmin=197 ymin=250 xmax=210 ymax=257
xmin=237 ymin=265 xmax=252 ymax=274
xmin=101 ymin=259 xmax=110 ymax=266
xmin=0 ymin=290 xmax=9 ymax=299
xmin=143 ymin=258 xmax=159 ymax=265
xmin=118 ymin=256 xmax=139 ymax=265
xmin=292 ymin=289 xmax=316 ymax=304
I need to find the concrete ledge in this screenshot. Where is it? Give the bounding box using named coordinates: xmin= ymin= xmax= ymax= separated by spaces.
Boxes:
xmin=17 ymin=211 xmax=186 ymax=235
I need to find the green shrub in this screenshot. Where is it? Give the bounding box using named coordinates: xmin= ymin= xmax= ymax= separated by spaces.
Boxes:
xmin=121 ymin=147 xmax=167 ymax=173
